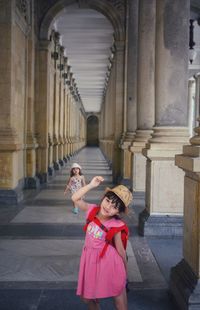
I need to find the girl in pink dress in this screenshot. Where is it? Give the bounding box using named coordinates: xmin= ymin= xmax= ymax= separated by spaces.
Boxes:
xmin=72 ymin=176 xmax=132 ymax=310
xmin=64 ymin=163 xmax=86 ymax=214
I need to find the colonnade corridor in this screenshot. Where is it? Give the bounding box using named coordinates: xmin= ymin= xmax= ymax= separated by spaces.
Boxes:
xmin=0 ymin=147 xmax=181 ymax=310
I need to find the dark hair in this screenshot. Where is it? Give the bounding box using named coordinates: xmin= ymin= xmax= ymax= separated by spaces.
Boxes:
xmin=104 ymin=191 xmax=126 ymax=213
xmin=70 ymin=168 xmax=82 ymax=177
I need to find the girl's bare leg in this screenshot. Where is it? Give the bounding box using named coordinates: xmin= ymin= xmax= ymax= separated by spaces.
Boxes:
xmin=88 ymin=299 xmax=100 ymax=310
xmin=113 ymin=289 xmax=128 ymax=310
xmin=82 ymin=298 xmax=100 ymax=310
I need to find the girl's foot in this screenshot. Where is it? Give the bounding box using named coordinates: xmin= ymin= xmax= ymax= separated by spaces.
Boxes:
xmin=72 ymin=207 xmax=78 ymax=214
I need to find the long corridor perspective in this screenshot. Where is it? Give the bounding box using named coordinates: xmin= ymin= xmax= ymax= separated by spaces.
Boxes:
xmin=0 ymin=147 xmax=182 ymax=310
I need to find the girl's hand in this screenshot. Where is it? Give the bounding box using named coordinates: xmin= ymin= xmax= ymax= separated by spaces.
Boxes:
xmin=90 ymin=176 xmax=104 ymax=188
xmin=64 ymin=185 xmax=70 ymax=196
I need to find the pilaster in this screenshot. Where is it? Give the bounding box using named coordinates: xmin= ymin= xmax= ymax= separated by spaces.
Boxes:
xmin=35 ymin=39 xmax=51 ymax=183
xmin=112 ymin=40 xmax=125 ymax=182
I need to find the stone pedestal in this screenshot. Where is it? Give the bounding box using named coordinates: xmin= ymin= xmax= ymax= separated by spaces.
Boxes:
xmin=130 ymin=130 xmax=153 ymax=197
xmin=170 ymin=132 xmax=200 ymax=309
xmin=170 ymin=259 xmax=200 ymax=310
xmin=139 ymin=127 xmax=189 ymax=236
xmin=120 ymin=132 xmax=135 ymax=186
xmin=24 ymin=176 xmax=40 ymax=189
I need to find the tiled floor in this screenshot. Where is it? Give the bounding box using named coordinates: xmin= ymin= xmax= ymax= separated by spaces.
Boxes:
xmin=0 ymin=147 xmax=182 ymax=309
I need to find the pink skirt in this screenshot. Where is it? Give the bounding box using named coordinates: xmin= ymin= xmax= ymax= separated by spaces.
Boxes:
xmin=76 ymin=245 xmax=126 ymax=299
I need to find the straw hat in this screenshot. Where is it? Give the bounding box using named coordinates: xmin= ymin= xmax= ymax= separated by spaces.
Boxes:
xmin=105 ymin=185 xmax=132 ymax=208
xmin=71 ymin=163 xmax=82 ymax=170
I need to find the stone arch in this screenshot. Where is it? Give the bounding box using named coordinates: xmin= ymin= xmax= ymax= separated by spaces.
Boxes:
xmin=87 ymin=115 xmax=99 ymax=146
xmin=39 ymin=0 xmax=125 ymax=41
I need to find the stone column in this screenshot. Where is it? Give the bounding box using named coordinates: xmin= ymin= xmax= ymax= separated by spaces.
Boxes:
xmin=139 ymin=0 xmax=190 ymax=237
xmin=120 ymin=0 xmax=138 ymax=183
xmin=58 ymin=47 xmax=65 ymax=166
xmin=70 ymin=98 xmax=74 ymax=155
xmin=58 ymin=79 xmax=64 ymax=167
xmin=170 ymin=116 xmax=200 ymax=309
xmin=24 ymin=1 xmax=39 ymax=189
xmin=35 ymin=40 xmax=51 ymax=183
xmin=0 ymin=0 xmax=24 ymax=203
xmin=103 ymin=59 xmax=115 ymax=165
xmin=65 ymin=90 xmax=69 ymax=158
xmin=188 ymin=77 xmax=196 ymax=137
xmin=99 ymin=102 xmax=106 ymax=155
xmin=68 ymin=94 xmax=72 ymax=156
xmin=63 ymin=87 xmax=68 ymax=162
xmin=130 ymin=0 xmax=155 ymax=197
xmin=51 ymin=34 xmax=61 ymax=171
xmin=108 ymin=63 xmax=116 ymax=165
xmin=53 ymin=69 xmax=60 ymax=170
xmin=112 ymin=40 xmax=125 ymax=183
xmin=47 ymin=48 xmax=55 ymax=177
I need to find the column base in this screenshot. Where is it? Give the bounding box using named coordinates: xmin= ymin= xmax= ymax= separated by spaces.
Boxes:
xmin=36 ymin=172 xmax=47 ymax=184
xmin=53 ymin=161 xmax=60 ymax=170
xmin=59 ymin=159 xmax=65 ymax=166
xmin=0 ymin=182 xmax=24 ymax=205
xmin=138 ymin=208 xmax=183 ymax=237
xmin=63 ymin=156 xmax=68 ymax=163
xmin=48 ymin=166 xmax=54 ymax=176
xmin=24 ymin=177 xmax=40 ymax=189
xmin=170 ymin=259 xmax=200 ymax=310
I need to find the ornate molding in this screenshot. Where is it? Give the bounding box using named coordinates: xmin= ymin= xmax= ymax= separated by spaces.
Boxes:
xmin=106 ymin=0 xmax=125 ymax=17
xmin=16 ymin=0 xmax=31 ymax=23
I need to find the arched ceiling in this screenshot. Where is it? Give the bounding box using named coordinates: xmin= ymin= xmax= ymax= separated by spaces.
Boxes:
xmin=52 ymin=3 xmax=114 ymax=113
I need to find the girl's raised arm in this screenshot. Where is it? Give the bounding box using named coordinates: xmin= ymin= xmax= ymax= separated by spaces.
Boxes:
xmin=71 ymin=176 xmax=104 ymax=211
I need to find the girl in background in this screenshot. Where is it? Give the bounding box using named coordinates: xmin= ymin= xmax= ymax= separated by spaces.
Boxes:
xmin=64 ymin=163 xmax=86 ymax=214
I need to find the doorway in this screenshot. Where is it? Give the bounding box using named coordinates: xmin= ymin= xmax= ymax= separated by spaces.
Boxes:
xmin=87 ymin=115 xmax=99 ymax=146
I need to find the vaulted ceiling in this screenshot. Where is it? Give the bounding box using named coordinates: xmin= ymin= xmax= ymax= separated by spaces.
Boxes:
xmin=53 ymin=3 xmax=114 ymax=113
xmin=51 ymin=1 xmax=200 ymax=113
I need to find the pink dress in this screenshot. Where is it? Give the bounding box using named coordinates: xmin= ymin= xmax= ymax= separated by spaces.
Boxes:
xmin=76 ymin=204 xmax=127 ymax=299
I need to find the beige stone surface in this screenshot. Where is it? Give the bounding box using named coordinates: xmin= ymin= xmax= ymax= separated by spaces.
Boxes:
xmin=0 ymin=152 xmax=13 ymax=187
xmin=132 ymin=152 xmax=146 ymax=192
xmin=183 ymin=176 xmax=199 ymax=275
xmin=146 ymin=159 xmax=184 ymax=215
